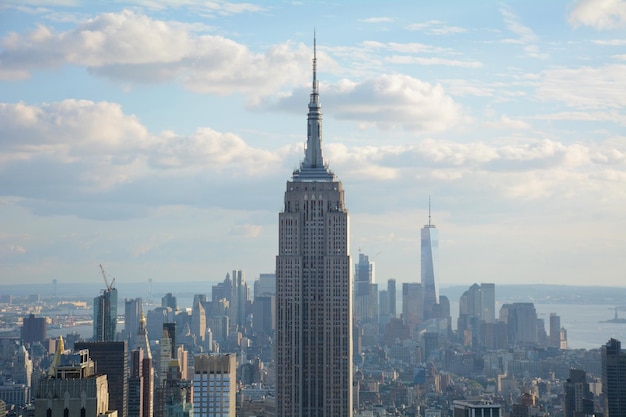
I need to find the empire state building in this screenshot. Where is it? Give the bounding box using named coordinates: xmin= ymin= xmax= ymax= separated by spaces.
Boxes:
xmin=275 ymin=39 xmax=353 ymax=417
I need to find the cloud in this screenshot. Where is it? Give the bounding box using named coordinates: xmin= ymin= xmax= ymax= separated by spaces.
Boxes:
xmin=360 ymin=17 xmax=394 ymax=23
xmin=386 ymin=55 xmax=482 ymax=68
xmin=0 ymin=10 xmax=311 ymax=100
xmin=0 ymin=99 xmax=292 ymax=219
xmin=270 ymin=74 xmax=466 ymax=132
xmin=406 ymin=20 xmax=467 ymax=35
xmin=482 ymin=115 xmax=531 ymax=130
xmin=500 ymin=7 xmax=547 ymax=59
xmin=569 ymin=0 xmax=626 ymax=29
xmin=2 ymin=99 xmax=626 ymax=223
xmin=537 ymin=64 xmax=626 ymax=109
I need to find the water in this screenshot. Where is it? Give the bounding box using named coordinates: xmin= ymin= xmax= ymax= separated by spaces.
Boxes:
xmin=534 ymin=303 xmax=626 ymax=350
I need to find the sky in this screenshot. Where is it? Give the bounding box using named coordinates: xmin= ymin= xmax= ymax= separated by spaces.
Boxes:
xmin=1 ymin=0 xmax=626 ymax=289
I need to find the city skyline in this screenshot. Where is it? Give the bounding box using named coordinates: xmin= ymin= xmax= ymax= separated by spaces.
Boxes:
xmin=2 ymin=0 xmax=626 ymax=287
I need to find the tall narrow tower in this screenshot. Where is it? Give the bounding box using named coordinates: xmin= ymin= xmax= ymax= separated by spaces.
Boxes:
xmin=421 ymin=198 xmax=439 ymax=320
xmin=276 ymin=37 xmax=353 ymax=417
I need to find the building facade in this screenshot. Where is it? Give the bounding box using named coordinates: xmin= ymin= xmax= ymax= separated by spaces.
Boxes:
xmin=602 ymin=338 xmax=626 ymax=417
xmin=75 ymin=341 xmax=128 ymax=417
xmin=193 ymin=354 xmax=236 ymax=417
xmin=354 ymin=253 xmax=378 ymax=325
xmin=421 ymin=205 xmax=439 ymax=321
xmin=94 ymin=287 xmax=118 ymax=343
xmin=275 ymin=39 xmax=353 ymax=417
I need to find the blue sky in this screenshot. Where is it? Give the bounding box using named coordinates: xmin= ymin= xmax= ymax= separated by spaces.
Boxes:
xmin=1 ymin=0 xmax=626 ymax=288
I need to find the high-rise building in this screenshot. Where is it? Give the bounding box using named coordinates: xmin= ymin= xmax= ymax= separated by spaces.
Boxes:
xmin=387 ymin=279 xmax=397 ymax=318
xmin=421 ymin=202 xmax=438 ymax=320
xmin=602 ymin=338 xmax=626 ymax=417
xmin=253 ymin=273 xmax=276 ymax=298
xmin=135 ymin=313 xmax=152 ymax=360
xmin=402 ymin=283 xmax=424 ymax=330
xmin=193 ymin=354 xmax=236 ymax=417
xmin=354 ymin=253 xmax=378 ymax=324
xmin=549 ymin=313 xmax=561 ymax=348
xmin=35 ymin=340 xmax=115 ymax=417
xmin=564 ymin=368 xmax=594 ymax=417
xmin=94 ymin=286 xmax=118 ymax=342
xmin=500 ymin=303 xmax=538 ymax=346
xmin=275 ymin=38 xmax=352 ymax=417
xmin=480 ymin=283 xmax=496 ymax=323
xmin=75 ymin=341 xmax=128 ymax=417
xmin=21 ymin=314 xmax=46 ymax=345
xmin=125 ymin=298 xmax=143 ymax=348
xmin=130 ymin=315 xmax=154 ymax=417
xmin=162 ymin=293 xmax=177 ymax=311
xmin=230 ymin=270 xmax=249 ymax=331
xmin=129 ymin=348 xmax=154 ymax=417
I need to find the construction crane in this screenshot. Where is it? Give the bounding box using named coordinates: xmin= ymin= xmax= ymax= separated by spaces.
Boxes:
xmin=99 ymin=264 xmax=115 ymax=291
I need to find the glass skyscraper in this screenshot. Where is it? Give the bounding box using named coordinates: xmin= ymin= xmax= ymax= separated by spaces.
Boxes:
xmin=421 ymin=205 xmax=438 ymax=320
xmin=93 ymin=287 xmax=118 ymax=342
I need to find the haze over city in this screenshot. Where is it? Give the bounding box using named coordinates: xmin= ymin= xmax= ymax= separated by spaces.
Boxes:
xmin=2 ymin=0 xmax=626 ymax=286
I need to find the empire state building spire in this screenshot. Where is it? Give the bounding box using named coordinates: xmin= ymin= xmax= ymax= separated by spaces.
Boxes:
xmin=293 ymin=35 xmax=335 ymax=182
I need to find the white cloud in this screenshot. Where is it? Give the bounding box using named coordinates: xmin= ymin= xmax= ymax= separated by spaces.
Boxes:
xmin=537 ymin=64 xmax=626 ymax=109
xmin=0 ymin=10 xmax=311 ymax=100
xmin=325 ymin=75 xmax=466 ymax=132
xmin=406 ymin=20 xmax=467 ymax=35
xmin=386 ymin=55 xmax=482 ymax=68
xmin=482 ymin=115 xmax=531 ymax=130
xmin=569 ymin=0 xmax=626 ymax=29
xmin=500 ymin=7 xmax=547 ymax=59
xmin=360 ymin=17 xmax=395 ymax=23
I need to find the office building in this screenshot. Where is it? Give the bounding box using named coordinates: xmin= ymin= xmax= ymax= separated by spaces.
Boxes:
xmin=21 ymin=314 xmax=46 ymax=345
xmin=94 ymin=286 xmax=118 ymax=343
xmin=421 ymin=203 xmax=438 ymax=320
xmin=480 ymin=283 xmax=496 ymax=323
xmin=402 ymin=283 xmax=424 ymax=330
xmin=162 ymin=293 xmax=177 ymax=311
xmin=564 ymin=368 xmax=594 ymax=417
xmin=253 ymin=273 xmax=276 ymax=298
xmin=354 ymin=253 xmax=378 ymax=324
xmin=129 ymin=348 xmax=153 ymax=417
xmin=75 ymin=341 xmax=128 ymax=417
xmin=602 ymin=338 xmax=626 ymax=417
xmin=453 ymin=400 xmax=502 ymax=417
xmin=502 ymin=303 xmax=538 ymax=345
xmin=193 ymin=354 xmax=236 ymax=417
xmin=275 ymin=39 xmax=353 ymax=417
xmin=125 ymin=298 xmax=143 ymax=348
xmin=388 ymin=279 xmax=397 ymax=318
xmin=230 ymin=269 xmax=249 ymax=330
xmin=35 ymin=341 xmax=114 ymax=417
xmin=549 ymin=313 xmax=561 ymax=348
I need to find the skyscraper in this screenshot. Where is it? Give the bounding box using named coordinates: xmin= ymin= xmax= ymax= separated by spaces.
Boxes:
xmin=275 ymin=38 xmax=352 ymax=417
xmin=21 ymin=314 xmax=46 ymax=345
xmin=402 ymin=282 xmax=423 ymax=330
xmin=564 ymin=368 xmax=594 ymax=417
xmin=387 ymin=278 xmax=397 ymax=318
xmin=94 ymin=286 xmax=118 ymax=342
xmin=125 ymin=298 xmax=143 ymax=349
xmin=193 ymin=354 xmax=236 ymax=417
xmin=75 ymin=341 xmax=128 ymax=417
xmin=421 ymin=201 xmax=438 ymax=320
xmin=354 ymin=253 xmax=378 ymax=324
xmin=602 ymin=338 xmax=626 ymax=417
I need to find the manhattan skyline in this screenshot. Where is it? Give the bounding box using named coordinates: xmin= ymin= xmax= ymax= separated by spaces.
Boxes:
xmin=2 ymin=0 xmax=626 ymax=287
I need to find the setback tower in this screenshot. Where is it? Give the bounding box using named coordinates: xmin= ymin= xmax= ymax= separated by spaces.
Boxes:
xmin=275 ymin=37 xmax=353 ymax=417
